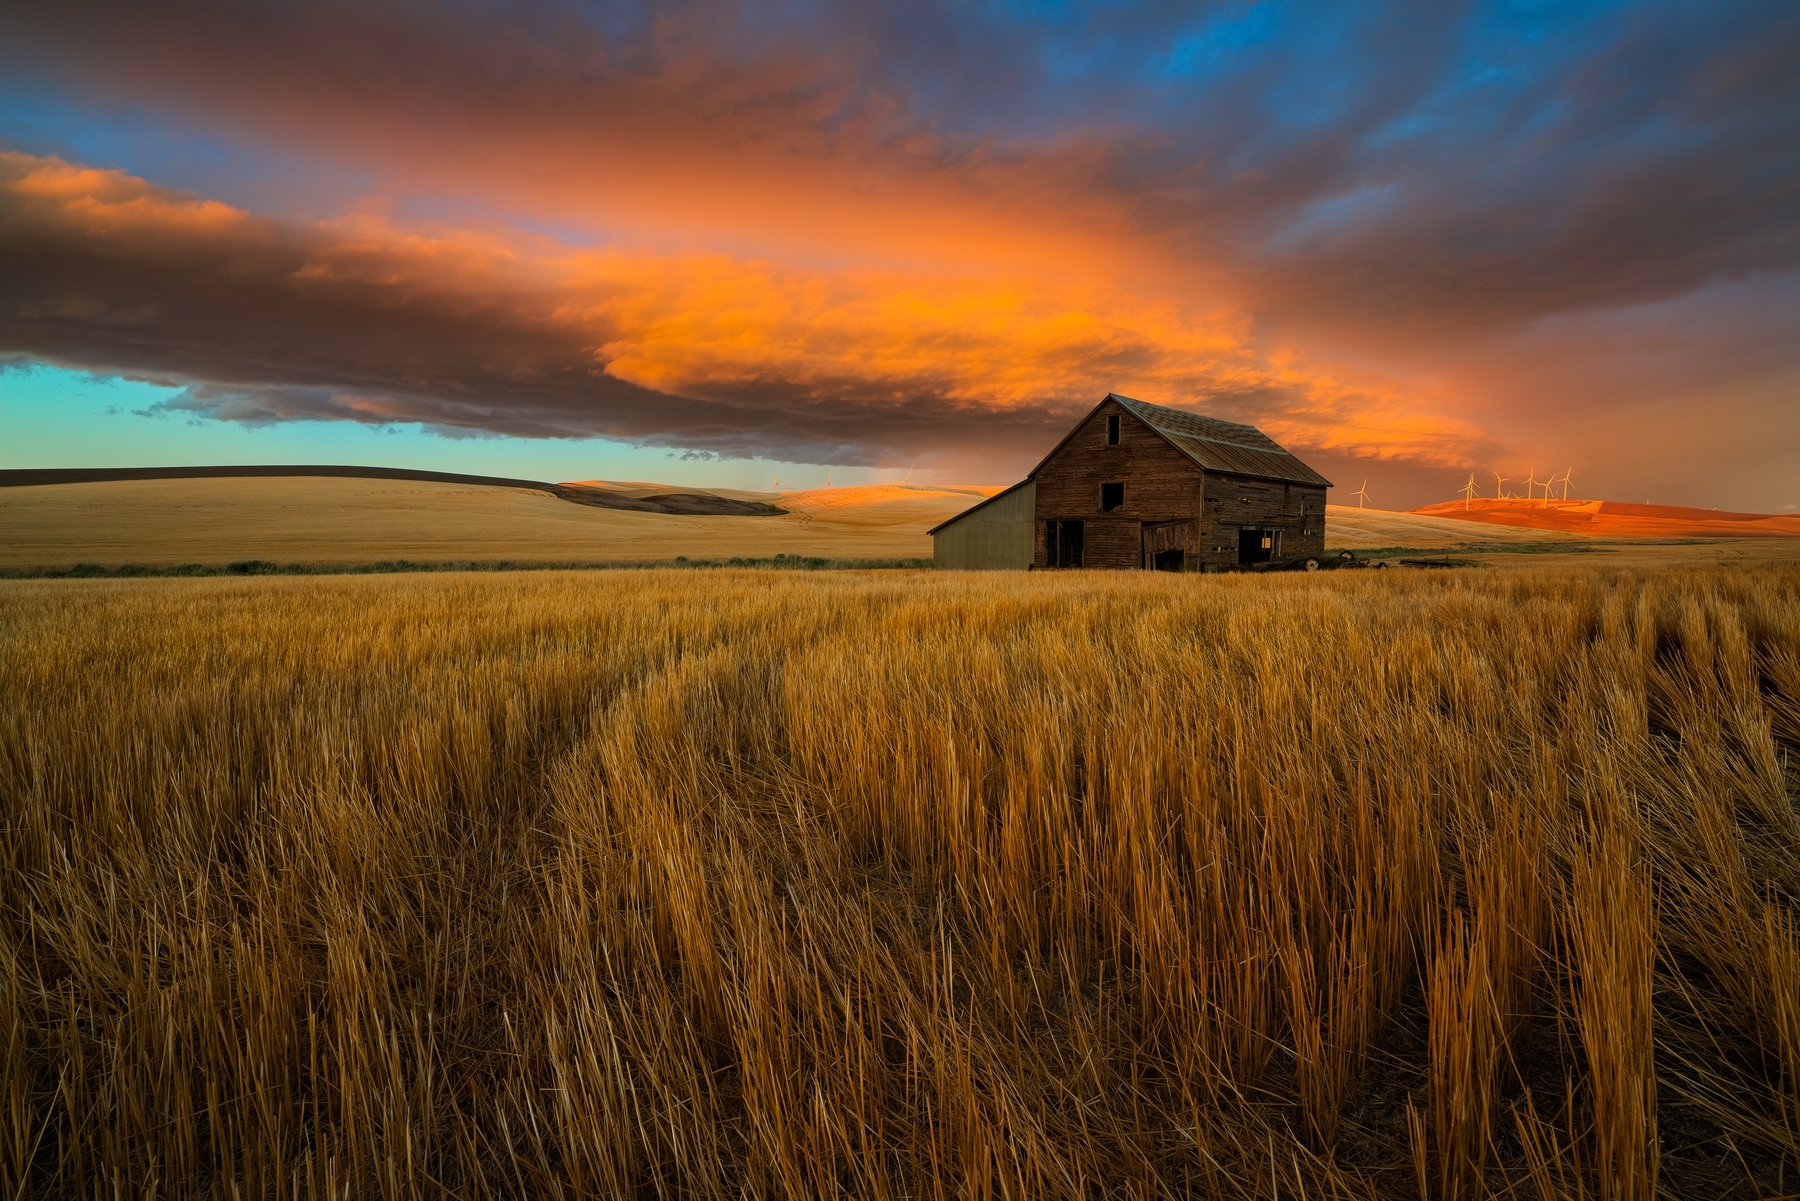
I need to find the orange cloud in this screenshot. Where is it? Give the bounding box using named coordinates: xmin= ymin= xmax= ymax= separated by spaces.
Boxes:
xmin=551 ymin=250 xmax=1491 ymax=467
xmin=4 ymin=153 xmax=246 ymax=237
xmin=2 ymin=151 xmax=1488 ymax=469
xmin=561 ymin=251 xmax=1248 ymax=401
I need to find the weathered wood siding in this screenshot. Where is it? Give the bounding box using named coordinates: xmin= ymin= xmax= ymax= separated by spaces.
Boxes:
xmin=932 ymin=481 xmax=1037 ymax=570
xmin=1030 ymin=397 xmax=1329 ymax=570
xmin=1196 ymin=473 xmax=1327 ymax=569
xmin=1032 ymin=397 xmax=1203 ymax=569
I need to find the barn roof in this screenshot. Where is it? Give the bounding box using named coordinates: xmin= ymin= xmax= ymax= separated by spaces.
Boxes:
xmin=1108 ymin=395 xmax=1333 ymax=488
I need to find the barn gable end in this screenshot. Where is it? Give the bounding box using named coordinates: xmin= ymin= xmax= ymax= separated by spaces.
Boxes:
xmin=1030 ymin=395 xmax=1203 ymax=570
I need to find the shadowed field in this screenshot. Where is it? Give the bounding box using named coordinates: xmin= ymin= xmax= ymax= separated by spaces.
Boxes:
xmin=3 ymin=565 xmax=1798 ymax=1198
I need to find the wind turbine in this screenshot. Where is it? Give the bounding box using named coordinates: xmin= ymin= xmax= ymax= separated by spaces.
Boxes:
xmin=826 ymin=469 xmax=832 ymax=488
xmin=903 ymin=465 xmax=914 ymax=485
xmin=1557 ymin=468 xmax=1574 ymax=501
xmin=1352 ymin=480 xmax=1372 ymax=509
xmin=1493 ymin=472 xmax=1510 ymax=500
xmin=772 ymin=473 xmax=780 ymax=492
xmin=1529 ymin=467 xmax=1554 ymax=509
xmin=1458 ymin=473 xmax=1479 ymax=511
xmin=1523 ymin=467 xmax=1544 ymax=504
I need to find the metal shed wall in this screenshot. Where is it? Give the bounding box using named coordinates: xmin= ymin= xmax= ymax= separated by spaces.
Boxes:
xmin=932 ymin=481 xmax=1037 ymax=570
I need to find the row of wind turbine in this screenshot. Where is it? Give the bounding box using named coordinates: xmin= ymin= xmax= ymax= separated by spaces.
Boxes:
xmin=1467 ymin=467 xmax=1575 ymax=504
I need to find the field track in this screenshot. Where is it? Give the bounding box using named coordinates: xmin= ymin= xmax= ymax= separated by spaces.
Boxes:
xmin=4 ymin=564 xmax=1799 ymax=1197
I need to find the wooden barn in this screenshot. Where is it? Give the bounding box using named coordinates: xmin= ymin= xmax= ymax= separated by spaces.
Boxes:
xmin=930 ymin=393 xmax=1332 ymax=571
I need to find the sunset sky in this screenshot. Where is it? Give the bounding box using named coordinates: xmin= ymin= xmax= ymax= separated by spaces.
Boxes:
xmin=2 ymin=1 xmax=1796 ymax=510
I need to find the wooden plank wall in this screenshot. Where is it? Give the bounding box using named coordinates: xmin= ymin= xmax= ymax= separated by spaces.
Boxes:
xmin=1032 ymin=397 xmax=1328 ymax=570
xmin=1032 ymin=398 xmax=1202 ymax=569
xmin=1196 ymin=474 xmax=1327 ymax=568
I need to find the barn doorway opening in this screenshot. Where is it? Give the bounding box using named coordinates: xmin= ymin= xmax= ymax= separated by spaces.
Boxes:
xmin=1152 ymin=548 xmax=1185 ymax=572
xmin=1238 ymin=527 xmax=1274 ymax=565
xmin=1047 ymin=520 xmax=1084 ymax=568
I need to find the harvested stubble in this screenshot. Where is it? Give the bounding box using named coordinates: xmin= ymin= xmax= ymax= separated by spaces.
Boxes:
xmin=2 ymin=566 xmax=1798 ymax=1199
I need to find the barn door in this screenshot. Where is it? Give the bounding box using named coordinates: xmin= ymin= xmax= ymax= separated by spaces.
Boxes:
xmin=1141 ymin=520 xmax=1193 ymax=571
xmin=1237 ymin=527 xmax=1274 ymax=564
xmin=1046 ymin=520 xmax=1084 ymax=568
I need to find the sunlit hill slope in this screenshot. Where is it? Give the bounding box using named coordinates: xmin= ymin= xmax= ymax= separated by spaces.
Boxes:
xmin=1411 ymin=497 xmax=1800 ymax=538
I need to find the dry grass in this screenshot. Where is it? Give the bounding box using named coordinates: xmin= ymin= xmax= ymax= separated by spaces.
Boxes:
xmin=1322 ymin=506 xmax=1597 ymax=551
xmin=2 ymin=565 xmax=1798 ymax=1199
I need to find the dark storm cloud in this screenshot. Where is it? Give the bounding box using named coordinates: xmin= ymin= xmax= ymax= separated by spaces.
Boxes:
xmin=1230 ymin=3 xmax=1800 ymax=333
xmin=0 ymin=154 xmax=1070 ymax=465
xmin=6 ymin=0 xmax=1792 ymax=333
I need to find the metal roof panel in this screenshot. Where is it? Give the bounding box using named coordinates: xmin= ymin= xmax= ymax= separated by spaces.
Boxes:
xmin=1112 ymin=395 xmax=1332 ymax=488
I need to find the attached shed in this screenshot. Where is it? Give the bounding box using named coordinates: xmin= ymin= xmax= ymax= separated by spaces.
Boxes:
xmin=929 ymin=480 xmax=1036 ymax=570
xmin=931 ymin=392 xmax=1332 ymax=572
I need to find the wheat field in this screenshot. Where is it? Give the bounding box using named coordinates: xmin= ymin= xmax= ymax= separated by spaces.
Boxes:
xmin=3 ymin=566 xmax=1798 ymax=1199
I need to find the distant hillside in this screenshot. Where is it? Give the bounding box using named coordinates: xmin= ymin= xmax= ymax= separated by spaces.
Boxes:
xmin=0 ymin=475 xmax=996 ymax=569
xmin=0 ymin=464 xmax=556 ymax=490
xmin=0 ymin=465 xmax=786 ymax=517
xmin=1410 ymin=498 xmax=1800 ymax=538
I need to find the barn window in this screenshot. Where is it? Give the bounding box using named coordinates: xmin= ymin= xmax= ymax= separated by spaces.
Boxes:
xmin=1101 ymin=481 xmax=1125 ymax=512
xmin=1106 ymin=414 xmax=1120 ymax=445
xmin=1046 ymin=520 xmax=1084 ymax=568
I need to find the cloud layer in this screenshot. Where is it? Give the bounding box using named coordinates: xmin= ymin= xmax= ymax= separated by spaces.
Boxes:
xmin=1 ymin=1 xmax=1796 ymax=499
xmin=0 ymin=152 xmax=1480 ymax=469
